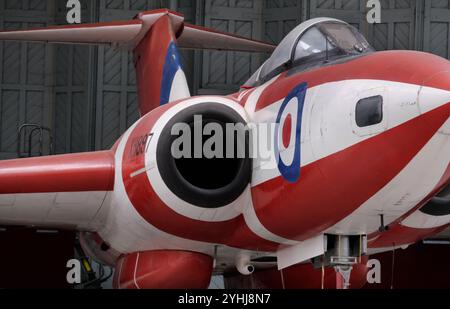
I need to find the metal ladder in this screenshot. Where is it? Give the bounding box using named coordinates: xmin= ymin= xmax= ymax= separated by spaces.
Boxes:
xmin=17 ymin=124 xmax=54 ymax=158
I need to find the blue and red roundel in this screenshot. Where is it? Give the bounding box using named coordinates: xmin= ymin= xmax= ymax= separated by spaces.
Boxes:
xmin=274 ymin=82 xmax=307 ymax=183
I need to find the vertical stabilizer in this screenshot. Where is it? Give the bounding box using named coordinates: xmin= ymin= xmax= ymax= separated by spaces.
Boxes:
xmin=133 ymin=12 xmax=191 ymax=115
xmin=0 ymin=8 xmax=275 ymax=117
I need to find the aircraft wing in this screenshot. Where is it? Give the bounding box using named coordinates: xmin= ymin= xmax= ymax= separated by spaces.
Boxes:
xmin=0 ymin=151 xmax=115 ymax=230
xmin=0 ymin=20 xmax=143 ymax=45
xmin=0 ymin=10 xmax=275 ymax=53
xmin=178 ymin=23 xmax=275 ymax=52
xmin=0 ymin=9 xmax=275 ymax=232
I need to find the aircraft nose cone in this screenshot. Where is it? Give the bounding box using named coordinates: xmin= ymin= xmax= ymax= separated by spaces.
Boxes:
xmin=422 ymin=70 xmax=450 ymax=92
xmin=419 ymin=71 xmax=450 ymax=110
xmin=418 ymin=70 xmax=450 ymax=134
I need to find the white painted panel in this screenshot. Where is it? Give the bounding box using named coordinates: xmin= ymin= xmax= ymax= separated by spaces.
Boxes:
xmin=277 ymin=234 xmax=325 ymax=270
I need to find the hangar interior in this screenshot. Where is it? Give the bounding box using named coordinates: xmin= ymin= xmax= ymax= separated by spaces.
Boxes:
xmin=0 ymin=0 xmax=449 ymax=288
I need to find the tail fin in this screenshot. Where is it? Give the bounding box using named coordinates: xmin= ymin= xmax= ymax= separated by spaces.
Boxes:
xmin=0 ymin=9 xmax=275 ymax=115
xmin=133 ymin=11 xmax=190 ymax=114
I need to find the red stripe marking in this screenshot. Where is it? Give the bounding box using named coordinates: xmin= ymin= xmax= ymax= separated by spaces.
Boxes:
xmin=368 ymin=162 xmax=450 ymax=241
xmin=227 ymin=88 xmax=256 ymax=106
xmin=252 ymin=103 xmax=450 ymax=241
xmin=256 ymin=51 xmax=450 ymax=111
xmin=0 ymin=151 xmax=115 ymax=194
xmin=121 ymin=104 xmax=279 ymax=251
xmin=241 ymin=89 xmax=256 ymax=106
xmin=134 ymin=15 xmax=174 ymax=115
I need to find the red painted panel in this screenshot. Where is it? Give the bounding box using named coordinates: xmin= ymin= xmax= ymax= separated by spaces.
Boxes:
xmin=252 ymin=103 xmax=450 ymax=241
xmin=256 ymin=51 xmax=450 ymax=111
xmin=114 ymin=250 xmax=213 ymax=289
xmin=134 ymin=15 xmax=175 ymax=115
xmin=122 ymin=104 xmax=279 ymax=251
xmin=0 ymin=151 xmax=115 ymax=194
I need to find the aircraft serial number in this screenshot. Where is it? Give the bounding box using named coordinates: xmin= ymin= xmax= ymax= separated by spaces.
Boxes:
xmin=222 ymin=293 xmax=271 ymax=305
xmin=178 ymin=293 xmax=271 ymax=306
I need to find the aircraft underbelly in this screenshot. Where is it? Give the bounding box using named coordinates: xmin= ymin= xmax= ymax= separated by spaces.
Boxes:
xmin=0 ymin=191 xmax=107 ymax=230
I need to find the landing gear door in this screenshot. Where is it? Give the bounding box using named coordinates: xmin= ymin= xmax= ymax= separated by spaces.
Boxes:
xmin=351 ymin=87 xmax=388 ymax=137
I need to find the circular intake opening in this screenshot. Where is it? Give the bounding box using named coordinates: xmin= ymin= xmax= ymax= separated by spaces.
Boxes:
xmin=174 ymin=118 xmax=243 ymax=190
xmin=157 ymin=103 xmax=251 ymax=208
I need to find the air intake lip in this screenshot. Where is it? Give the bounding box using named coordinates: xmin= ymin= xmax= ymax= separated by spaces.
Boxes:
xmin=420 ymin=196 xmax=450 ymax=216
xmin=156 ymin=103 xmax=251 ymax=208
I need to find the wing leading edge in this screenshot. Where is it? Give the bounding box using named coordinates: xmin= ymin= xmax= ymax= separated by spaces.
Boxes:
xmin=0 ymin=9 xmax=275 ymax=53
xmin=0 ymin=151 xmax=115 ymax=229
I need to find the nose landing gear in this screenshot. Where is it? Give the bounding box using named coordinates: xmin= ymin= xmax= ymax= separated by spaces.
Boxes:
xmin=313 ymin=235 xmax=367 ymax=289
xmin=334 ymin=264 xmax=353 ymax=289
xmin=332 ymin=235 xmax=358 ymax=289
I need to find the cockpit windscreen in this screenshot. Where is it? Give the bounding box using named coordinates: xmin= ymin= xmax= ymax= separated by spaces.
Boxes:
xmin=244 ymin=21 xmax=373 ymax=87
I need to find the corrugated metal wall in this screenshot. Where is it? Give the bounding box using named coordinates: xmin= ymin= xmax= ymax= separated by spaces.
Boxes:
xmin=0 ymin=0 xmax=54 ymax=159
xmin=1 ymin=0 xmax=450 ymax=158
xmin=54 ymin=1 xmax=95 ymax=154
xmin=199 ymin=0 xmax=263 ymax=95
xmin=424 ymin=0 xmax=450 ymax=59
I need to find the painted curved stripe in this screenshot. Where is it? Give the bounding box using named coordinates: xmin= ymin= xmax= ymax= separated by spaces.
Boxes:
xmin=252 ymin=103 xmax=450 ymax=241
xmin=256 ymin=51 xmax=450 ymax=111
xmin=101 ymin=115 xmax=217 ymax=255
xmin=120 ymin=99 xmax=280 ymax=251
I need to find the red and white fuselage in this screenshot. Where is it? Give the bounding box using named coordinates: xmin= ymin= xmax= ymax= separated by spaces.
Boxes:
xmin=0 ymin=11 xmax=449 ymax=288
xmin=97 ymin=49 xmax=450 ymax=256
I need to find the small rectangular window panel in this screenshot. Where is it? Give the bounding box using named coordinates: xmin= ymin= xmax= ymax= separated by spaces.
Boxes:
xmin=356 ymin=96 xmax=383 ymax=127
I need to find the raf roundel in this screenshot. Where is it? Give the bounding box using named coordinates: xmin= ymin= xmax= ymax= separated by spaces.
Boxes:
xmin=274 ymin=82 xmax=307 ymax=183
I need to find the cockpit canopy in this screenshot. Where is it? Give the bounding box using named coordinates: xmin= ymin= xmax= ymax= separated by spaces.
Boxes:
xmin=245 ymin=18 xmax=373 ymax=87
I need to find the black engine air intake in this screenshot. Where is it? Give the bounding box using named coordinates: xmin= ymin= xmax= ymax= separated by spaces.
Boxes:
xmin=156 ymin=103 xmax=252 ymax=208
xmin=420 ymin=183 xmax=450 ymax=216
